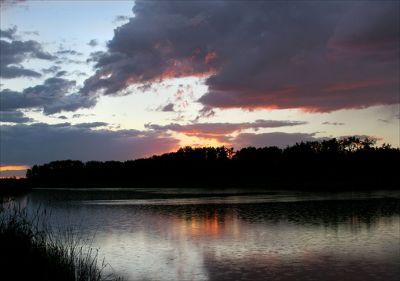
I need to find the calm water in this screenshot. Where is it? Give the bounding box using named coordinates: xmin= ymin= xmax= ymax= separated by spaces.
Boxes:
xmin=11 ymin=189 xmax=400 ymax=281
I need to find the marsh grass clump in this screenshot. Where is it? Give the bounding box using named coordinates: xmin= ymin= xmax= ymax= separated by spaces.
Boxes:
xmin=0 ymin=206 xmax=122 ymax=281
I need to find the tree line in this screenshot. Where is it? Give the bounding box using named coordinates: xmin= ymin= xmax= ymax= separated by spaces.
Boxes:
xmin=24 ymin=137 xmax=399 ymax=189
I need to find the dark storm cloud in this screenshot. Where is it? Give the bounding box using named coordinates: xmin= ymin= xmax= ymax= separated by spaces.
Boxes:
xmin=146 ymin=120 xmax=307 ymax=140
xmin=1 ymin=37 xmax=56 ymax=78
xmin=0 ymin=123 xmax=180 ymax=165
xmin=0 ymin=110 xmax=33 ymax=123
xmin=0 ymin=77 xmax=97 ymax=114
xmin=82 ymin=1 xmax=399 ymax=112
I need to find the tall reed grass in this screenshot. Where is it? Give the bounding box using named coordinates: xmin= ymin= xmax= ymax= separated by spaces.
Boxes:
xmin=0 ymin=204 xmax=122 ymax=281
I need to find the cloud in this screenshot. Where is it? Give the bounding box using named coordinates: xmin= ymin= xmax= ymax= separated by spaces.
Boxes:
xmin=55 ymin=58 xmax=85 ymax=65
xmin=1 ymin=37 xmax=56 ymax=78
xmin=72 ymin=113 xmax=87 ymax=118
xmin=56 ymin=49 xmax=83 ymax=56
xmin=55 ymin=70 xmax=68 ymax=77
xmin=0 ymin=0 xmax=27 ymax=10
xmin=0 ymin=123 xmax=180 ymax=165
xmin=322 ymin=121 xmax=345 ymax=126
xmin=195 ymin=106 xmax=215 ymax=121
xmin=159 ymin=103 xmax=175 ymax=112
xmin=23 ymin=31 xmax=39 ymax=36
xmin=232 ymin=132 xmax=321 ymax=148
xmin=378 ymin=119 xmax=390 ymax=123
xmin=81 ymin=1 xmax=398 ymax=112
xmin=0 ymin=65 xmax=41 ymax=78
xmin=0 ymin=26 xmax=17 ymax=40
xmin=0 ymin=77 xmax=97 ymax=114
xmin=74 ymin=122 xmax=108 ymax=129
xmin=0 ymin=110 xmax=33 ymax=123
xmin=113 ymin=15 xmax=130 ymax=23
xmin=42 ymin=65 xmax=61 ymax=74
xmin=1 ymin=39 xmax=56 ymax=63
xmin=146 ymin=120 xmax=307 ymax=141
xmin=87 ymin=39 xmax=98 ymax=47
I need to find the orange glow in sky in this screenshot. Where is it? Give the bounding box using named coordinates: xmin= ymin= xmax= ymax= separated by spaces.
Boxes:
xmin=0 ymin=165 xmax=30 ymax=172
xmin=178 ymin=133 xmax=228 ymax=148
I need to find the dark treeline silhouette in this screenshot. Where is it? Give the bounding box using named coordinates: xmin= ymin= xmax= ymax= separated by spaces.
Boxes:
xmin=19 ymin=137 xmax=400 ymax=190
xmin=0 ymin=178 xmax=31 ymax=195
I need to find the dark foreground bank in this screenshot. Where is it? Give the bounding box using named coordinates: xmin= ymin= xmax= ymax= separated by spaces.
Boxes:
xmin=0 ymin=206 xmax=122 ymax=281
xmin=0 ymin=178 xmax=31 ymax=195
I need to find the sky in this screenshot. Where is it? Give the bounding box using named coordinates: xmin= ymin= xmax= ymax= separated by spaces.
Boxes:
xmin=0 ymin=0 xmax=399 ymax=177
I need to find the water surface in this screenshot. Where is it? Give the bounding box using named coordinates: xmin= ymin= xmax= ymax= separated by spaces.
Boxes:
xmin=13 ymin=189 xmax=400 ymax=281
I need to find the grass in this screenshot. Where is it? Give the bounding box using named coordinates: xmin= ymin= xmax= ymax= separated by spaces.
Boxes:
xmin=0 ymin=203 xmax=122 ymax=281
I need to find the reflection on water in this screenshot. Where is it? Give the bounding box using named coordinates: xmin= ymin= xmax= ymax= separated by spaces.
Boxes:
xmin=11 ymin=189 xmax=400 ymax=281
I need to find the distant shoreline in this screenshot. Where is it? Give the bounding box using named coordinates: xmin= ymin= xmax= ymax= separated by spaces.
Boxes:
xmin=1 ymin=178 xmax=398 ymax=195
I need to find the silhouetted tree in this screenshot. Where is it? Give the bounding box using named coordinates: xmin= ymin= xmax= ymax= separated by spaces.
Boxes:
xmin=21 ymin=137 xmax=399 ymax=190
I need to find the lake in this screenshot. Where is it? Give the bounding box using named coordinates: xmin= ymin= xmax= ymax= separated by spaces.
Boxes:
xmin=9 ymin=189 xmax=400 ymax=281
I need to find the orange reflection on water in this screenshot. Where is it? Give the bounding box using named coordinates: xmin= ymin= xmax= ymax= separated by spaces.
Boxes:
xmin=189 ymin=212 xmax=219 ymax=236
xmin=170 ymin=210 xmax=241 ymax=239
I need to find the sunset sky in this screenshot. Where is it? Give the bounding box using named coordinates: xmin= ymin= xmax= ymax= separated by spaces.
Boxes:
xmin=0 ymin=0 xmax=399 ymax=177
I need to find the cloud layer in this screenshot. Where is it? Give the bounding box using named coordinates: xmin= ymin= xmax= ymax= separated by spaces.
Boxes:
xmin=0 ymin=78 xmax=97 ymax=114
xmin=0 ymin=123 xmax=180 ymax=165
xmin=0 ymin=32 xmax=56 ymax=78
xmin=0 ymin=121 xmax=322 ymax=166
xmin=145 ymin=120 xmax=335 ymax=148
xmin=81 ymin=1 xmax=398 ymax=112
xmin=0 ymin=110 xmax=33 ymax=123
xmin=146 ymin=120 xmax=307 ymax=141
xmin=232 ymin=132 xmax=320 ymax=149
